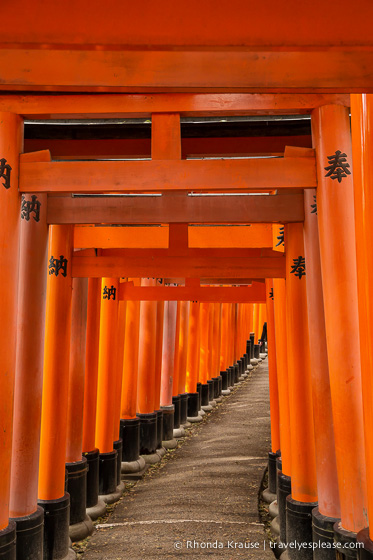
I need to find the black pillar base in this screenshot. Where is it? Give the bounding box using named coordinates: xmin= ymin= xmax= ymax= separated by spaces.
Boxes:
xmin=207 ymin=379 xmax=215 ymax=402
xmin=286 ymin=497 xmax=318 ymax=559
xmin=201 ymin=383 xmax=210 ymax=406
xmin=13 ymin=510 xmax=41 ymax=560
xmin=234 ymin=364 xmax=240 ymax=384
xmin=357 ymin=527 xmax=373 ymax=559
xmin=98 ymin=450 xmax=117 ymax=495
xmin=38 ymin=493 xmax=70 ymax=560
xmin=254 ymin=344 xmax=260 ymax=359
xmin=120 ymin=418 xmax=140 ymax=463
xmin=187 ymin=392 xmax=201 ymax=419
xmin=268 ymin=451 xmax=279 ymax=494
xmin=66 ymin=458 xmax=88 ymax=526
xmin=334 ymin=522 xmax=358 ymax=559
xmin=83 ymin=449 xmax=99 ymax=509
xmin=249 ymin=333 xmax=255 ymax=358
xmin=212 ymin=376 xmax=221 ymax=399
xmin=312 ymin=507 xmax=340 ymax=560
xmin=137 ymin=412 xmax=157 ymax=454
xmin=218 ymin=376 xmax=222 ymax=395
xmin=228 ymin=367 xmax=234 ymax=388
xmin=179 ymin=393 xmax=188 ymax=424
xmin=172 ymin=395 xmax=181 ymax=429
xmin=161 ymin=405 xmax=175 ymax=441
xmin=113 ymin=440 xmax=122 ymax=486
xmin=277 ymin=472 xmax=291 ymax=544
xmin=196 ymin=382 xmax=202 ymax=410
xmin=220 ymin=370 xmax=228 ymax=391
xmin=155 ymin=410 xmax=163 ymax=450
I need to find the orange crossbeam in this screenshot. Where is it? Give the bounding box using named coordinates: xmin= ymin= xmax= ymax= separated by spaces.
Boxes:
xmin=20 ymin=157 xmax=316 ymax=194
xmin=1 ymin=94 xmax=348 ymax=119
xmin=118 ymin=283 xmax=266 ymax=303
xmin=0 ymin=49 xmax=372 ymax=93
xmin=47 ymin=193 xmax=304 ymax=224
xmin=73 ymin=224 xmax=273 ymax=249
xmin=71 ymin=254 xmax=285 ymax=279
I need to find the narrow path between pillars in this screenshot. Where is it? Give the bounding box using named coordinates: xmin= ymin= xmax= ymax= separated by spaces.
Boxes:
xmin=81 ymin=362 xmax=273 ymax=559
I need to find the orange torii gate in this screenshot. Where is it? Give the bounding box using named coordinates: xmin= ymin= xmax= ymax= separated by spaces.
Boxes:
xmin=0 ymin=11 xmax=372 ymax=554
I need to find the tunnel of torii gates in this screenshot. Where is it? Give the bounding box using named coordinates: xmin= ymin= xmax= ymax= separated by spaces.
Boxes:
xmin=3 ymin=3 xmax=373 ymax=560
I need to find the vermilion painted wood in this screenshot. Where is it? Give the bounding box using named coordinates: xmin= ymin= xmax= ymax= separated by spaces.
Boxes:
xmin=95 ymin=278 xmax=119 ymax=453
xmin=0 ymin=48 xmax=372 ymax=93
xmin=82 ymin=278 xmax=101 ymax=452
xmin=177 ymin=301 xmax=189 ymax=395
xmin=285 ymin=223 xmax=317 ymax=503
xmin=265 ymin=279 xmax=280 ymax=454
xmin=38 ymin=225 xmax=74 ymax=501
xmin=66 ymin=278 xmax=88 ymax=463
xmin=198 ymin=303 xmax=210 ymax=384
xmin=303 ymin=189 xmax=340 ymax=519
xmin=118 ymin=284 xmax=266 ymax=303
xmin=137 ymin=279 xmax=158 ymax=414
xmin=10 ymin=154 xmax=47 ymax=518
xmin=154 ymin=300 xmax=165 ymax=412
xmin=1 ymin=1 xmax=371 ymax=48
xmin=351 ymin=94 xmax=373 ymax=538
xmin=25 ymin=136 xmax=313 ymax=159
xmin=312 ymin=104 xmax=367 ymax=532
xmin=19 ymin=157 xmax=316 ymax=193
xmin=73 ymin=225 xmax=273 ymax=249
xmin=71 ymin=255 xmax=285 ymax=279
xmin=47 ymin=193 xmax=305 ymax=224
xmin=120 ymin=297 xmax=140 ymax=420
xmin=2 ymin=94 xmax=349 ymax=120
xmin=273 ymin=279 xmax=291 ymax=478
xmin=113 ymin=298 xmax=126 ymax=440
xmin=185 ymin=302 xmax=200 ymax=394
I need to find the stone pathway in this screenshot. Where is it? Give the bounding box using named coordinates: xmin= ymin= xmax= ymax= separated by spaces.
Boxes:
xmin=81 ymin=361 xmax=274 ymax=559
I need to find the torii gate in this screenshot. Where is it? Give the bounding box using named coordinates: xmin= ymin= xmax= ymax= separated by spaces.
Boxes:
xmin=1 ymin=2 xmax=373 ymax=560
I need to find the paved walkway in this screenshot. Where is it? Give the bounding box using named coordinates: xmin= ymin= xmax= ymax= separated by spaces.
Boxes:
xmin=81 ymin=361 xmax=273 ymax=559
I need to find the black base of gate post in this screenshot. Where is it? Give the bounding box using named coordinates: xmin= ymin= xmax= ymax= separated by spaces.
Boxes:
xmin=11 ymin=508 xmax=43 ymax=560
xmin=187 ymin=392 xmax=202 ymax=423
xmin=286 ymin=497 xmax=318 ymax=559
xmin=312 ymin=507 xmax=340 ymax=560
xmin=66 ymin=458 xmax=93 ymax=542
xmin=83 ymin=448 xmax=106 ymax=521
xmin=38 ymin=494 xmax=74 ymax=560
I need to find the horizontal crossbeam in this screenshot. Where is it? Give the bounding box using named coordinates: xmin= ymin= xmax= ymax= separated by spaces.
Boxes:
xmin=1 ymin=93 xmax=349 ymax=118
xmin=47 ymin=193 xmax=304 ymax=224
xmin=0 ymin=49 xmax=372 ymax=92
xmin=118 ymin=282 xmax=266 ymax=303
xmin=20 ymin=157 xmax=316 ymax=194
xmin=71 ymin=254 xmax=286 ymax=279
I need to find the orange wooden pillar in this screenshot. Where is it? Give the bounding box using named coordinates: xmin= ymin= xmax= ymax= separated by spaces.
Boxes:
xmin=285 ymin=223 xmax=317 ymax=551
xmin=312 ymin=105 xmax=367 ymax=541
xmin=160 ymin=300 xmax=178 ymax=445
xmin=81 ymin=278 xmax=105 ymax=519
xmin=303 ymin=188 xmax=341 ymax=545
xmin=0 ymin=113 xmax=22 ymax=557
xmin=154 ymin=297 xmax=164 ymax=455
xmin=65 ymin=277 xmax=93 ymax=538
xmin=351 ymin=94 xmax=373 ymax=555
xmin=220 ymin=303 xmax=233 ymax=391
xmin=137 ymin=278 xmax=159 ymax=459
xmin=38 ymin=225 xmax=74 ymax=560
xmin=120 ymin=295 xmax=142 ymax=472
xmin=95 ymin=277 xmax=120 ymax=499
xmin=273 ymin=278 xmax=292 ymax=545
xmin=185 ymin=301 xmax=202 ymax=421
xmin=265 ymin=279 xmax=281 ymax=496
xmin=176 ymin=301 xmax=190 ymax=426
xmin=112 ymin=296 xmax=126 ymax=490
xmin=199 ymin=302 xmax=212 ymax=411
xmin=10 ymin=183 xmax=47 ymax=559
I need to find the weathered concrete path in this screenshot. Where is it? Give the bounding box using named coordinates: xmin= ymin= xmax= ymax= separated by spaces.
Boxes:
xmin=81 ymin=362 xmax=273 ymax=559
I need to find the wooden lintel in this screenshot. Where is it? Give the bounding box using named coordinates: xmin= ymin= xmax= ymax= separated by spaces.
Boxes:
xmin=1 ymin=93 xmax=349 ymax=119
xmin=71 ymin=255 xmax=286 ymax=279
xmin=73 ymin=224 xmax=274 ymax=249
xmin=48 ymin=193 xmax=304 ymax=225
xmin=20 ymin=157 xmax=316 ymax=194
xmin=0 ymin=48 xmax=371 ymax=92
xmin=118 ymin=283 xmax=266 ymax=303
